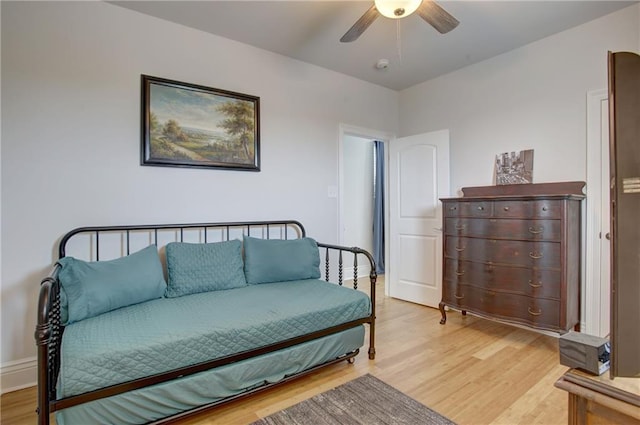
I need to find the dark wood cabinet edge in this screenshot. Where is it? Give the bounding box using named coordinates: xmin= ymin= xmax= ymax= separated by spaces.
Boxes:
xmin=442 ymin=283 xmax=562 ymax=301
xmin=454 ymin=181 xmax=586 ymax=198
xmin=441 ymin=193 xmax=585 ymax=202
xmin=557 ymin=371 xmax=640 ymax=407
xmin=439 ymin=303 xmax=577 ymax=333
xmin=443 ymin=256 xmax=563 ymax=271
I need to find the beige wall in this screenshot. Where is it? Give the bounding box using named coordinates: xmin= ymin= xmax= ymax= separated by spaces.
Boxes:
xmin=399 ymin=4 xmax=640 ymax=194
xmin=0 ymin=1 xmax=399 ymax=392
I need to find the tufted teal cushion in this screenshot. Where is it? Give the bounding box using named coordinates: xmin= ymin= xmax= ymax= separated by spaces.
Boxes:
xmin=57 ymin=245 xmax=166 ymax=325
xmin=243 ymin=236 xmax=321 ymax=284
xmin=165 ymin=240 xmax=246 ymax=297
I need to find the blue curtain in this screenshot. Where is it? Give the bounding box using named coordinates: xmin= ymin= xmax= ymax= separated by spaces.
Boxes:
xmin=373 ymin=141 xmax=385 ymax=274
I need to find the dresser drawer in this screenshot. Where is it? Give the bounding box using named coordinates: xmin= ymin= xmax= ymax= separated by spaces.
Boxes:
xmin=445 ymin=218 xmax=561 ymax=241
xmin=443 ymin=259 xmax=561 ymax=299
xmin=445 ymin=199 xmax=566 ymax=219
xmin=492 ymin=201 xmax=530 ymax=217
xmin=444 ymin=201 xmax=492 ymax=217
xmin=445 ymin=236 xmax=561 ymax=268
xmin=493 ymin=200 xmax=564 ymax=219
xmin=444 ymin=202 xmax=461 ymax=217
xmin=442 ymin=283 xmax=561 ymax=329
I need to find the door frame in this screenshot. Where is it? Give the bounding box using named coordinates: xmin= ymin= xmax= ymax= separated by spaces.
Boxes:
xmin=585 ymin=88 xmax=610 ymax=336
xmin=338 ymin=123 xmax=394 ymax=295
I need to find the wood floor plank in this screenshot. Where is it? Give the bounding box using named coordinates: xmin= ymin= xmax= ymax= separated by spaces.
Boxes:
xmin=493 ymin=362 xmax=569 ymax=425
xmin=0 ymin=279 xmax=569 ymax=425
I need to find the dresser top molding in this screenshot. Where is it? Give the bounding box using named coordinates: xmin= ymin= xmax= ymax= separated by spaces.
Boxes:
xmin=442 ymin=181 xmax=586 ymax=200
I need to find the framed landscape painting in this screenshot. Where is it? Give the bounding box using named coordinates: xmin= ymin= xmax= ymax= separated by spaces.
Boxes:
xmin=141 ymin=75 xmax=260 ymax=171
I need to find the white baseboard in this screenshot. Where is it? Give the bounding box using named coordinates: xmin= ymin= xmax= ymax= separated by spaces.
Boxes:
xmin=1 ymin=356 xmax=37 ymax=394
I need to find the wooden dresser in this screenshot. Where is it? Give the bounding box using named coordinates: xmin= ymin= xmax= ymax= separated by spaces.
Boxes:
xmin=439 ymin=182 xmax=585 ymax=333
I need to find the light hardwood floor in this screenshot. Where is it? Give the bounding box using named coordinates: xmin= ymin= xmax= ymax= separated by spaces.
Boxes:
xmin=1 ymin=279 xmax=569 ymax=424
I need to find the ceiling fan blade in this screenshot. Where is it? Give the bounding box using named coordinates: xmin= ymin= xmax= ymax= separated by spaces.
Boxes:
xmin=416 ymin=0 xmax=459 ymax=34
xmin=340 ymin=5 xmax=379 ymax=43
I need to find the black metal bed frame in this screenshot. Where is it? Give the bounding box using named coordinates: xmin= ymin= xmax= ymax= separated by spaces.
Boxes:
xmin=35 ymin=220 xmax=376 ymax=425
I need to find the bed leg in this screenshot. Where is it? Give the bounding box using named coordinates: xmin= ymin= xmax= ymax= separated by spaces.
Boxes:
xmin=368 ymin=347 xmax=376 ymax=360
xmin=368 ymin=318 xmax=376 ymax=360
xmin=368 ymin=270 xmax=376 ymax=361
xmin=36 ymin=332 xmax=51 ymax=425
xmin=36 ymin=287 xmax=53 ymax=425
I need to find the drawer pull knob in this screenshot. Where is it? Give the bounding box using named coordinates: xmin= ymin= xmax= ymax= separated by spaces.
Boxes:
xmin=528 ymin=307 xmax=542 ymax=316
xmin=455 ymin=269 xmax=465 ymax=276
xmin=455 ymin=224 xmax=466 ymax=230
xmin=450 ymin=206 xmax=457 ymax=211
xmin=529 ymin=251 xmax=543 ymax=259
xmin=454 ymin=294 xmax=464 ymax=300
xmin=503 ymin=206 xmax=510 ymax=211
xmin=542 ymin=206 xmax=548 ymax=212
xmin=477 ymin=206 xmax=484 ymax=211
xmin=528 ymin=226 xmax=544 ymax=234
xmin=528 ymin=280 xmax=542 ymax=288
xmin=455 ymin=246 xmax=465 ymax=252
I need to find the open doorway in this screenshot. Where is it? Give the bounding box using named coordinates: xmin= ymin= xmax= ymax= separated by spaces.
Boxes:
xmin=338 ymin=124 xmax=393 ymax=284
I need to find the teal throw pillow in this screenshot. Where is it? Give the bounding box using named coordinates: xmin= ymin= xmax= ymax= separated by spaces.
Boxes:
xmin=57 ymin=245 xmax=166 ymax=325
xmin=243 ymin=236 xmax=321 ymax=284
xmin=165 ymin=240 xmax=247 ymax=297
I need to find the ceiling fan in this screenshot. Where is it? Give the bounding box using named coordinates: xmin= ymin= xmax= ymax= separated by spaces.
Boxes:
xmin=340 ymin=0 xmax=459 ymax=43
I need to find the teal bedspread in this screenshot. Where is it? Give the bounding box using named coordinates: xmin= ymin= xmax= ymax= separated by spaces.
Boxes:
xmin=55 ymin=326 xmax=364 ymax=425
xmin=57 ymin=279 xmax=371 ymax=398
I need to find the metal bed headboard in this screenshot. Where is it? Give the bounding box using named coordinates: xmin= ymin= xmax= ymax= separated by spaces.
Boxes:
xmin=58 ymin=220 xmax=306 ymax=260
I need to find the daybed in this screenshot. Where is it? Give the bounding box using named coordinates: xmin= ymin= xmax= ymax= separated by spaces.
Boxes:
xmin=35 ymin=220 xmax=376 ymax=424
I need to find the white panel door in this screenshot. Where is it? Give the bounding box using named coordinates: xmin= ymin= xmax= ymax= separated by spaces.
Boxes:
xmin=388 ymin=130 xmax=450 ymax=307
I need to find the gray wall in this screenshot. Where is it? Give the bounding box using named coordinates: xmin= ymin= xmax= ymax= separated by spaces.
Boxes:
xmin=0 ymin=1 xmax=399 ymax=391
xmin=400 ymin=4 xmax=640 ymax=194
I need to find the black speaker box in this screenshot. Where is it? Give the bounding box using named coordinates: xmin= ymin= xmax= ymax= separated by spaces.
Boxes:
xmin=559 ymin=331 xmax=610 ymax=375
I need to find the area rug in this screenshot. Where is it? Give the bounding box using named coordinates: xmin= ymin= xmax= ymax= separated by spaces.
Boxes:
xmin=251 ymin=374 xmax=456 ymax=425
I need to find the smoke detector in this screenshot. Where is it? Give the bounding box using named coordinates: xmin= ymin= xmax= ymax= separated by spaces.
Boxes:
xmin=376 ymin=59 xmax=390 ymax=70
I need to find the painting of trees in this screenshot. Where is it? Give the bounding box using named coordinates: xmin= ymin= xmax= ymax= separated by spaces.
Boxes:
xmin=217 ymin=100 xmax=255 ymax=161
xmin=142 ymin=75 xmax=260 ymax=170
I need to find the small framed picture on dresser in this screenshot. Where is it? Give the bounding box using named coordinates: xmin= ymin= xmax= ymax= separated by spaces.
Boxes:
xmin=495 ymin=149 xmax=534 ymax=185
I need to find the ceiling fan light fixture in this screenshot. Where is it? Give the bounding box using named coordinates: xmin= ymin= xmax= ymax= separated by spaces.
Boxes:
xmin=374 ymin=0 xmax=422 ymax=19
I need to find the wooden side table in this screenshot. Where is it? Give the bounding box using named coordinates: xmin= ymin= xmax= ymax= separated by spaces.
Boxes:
xmin=555 ymin=368 xmax=640 ymax=424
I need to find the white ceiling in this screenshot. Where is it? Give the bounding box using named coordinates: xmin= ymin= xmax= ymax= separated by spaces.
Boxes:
xmin=111 ymin=1 xmax=637 ymax=91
